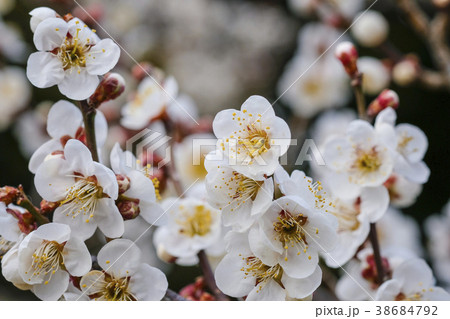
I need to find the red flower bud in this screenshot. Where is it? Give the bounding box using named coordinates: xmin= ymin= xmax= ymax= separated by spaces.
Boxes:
xmin=116 ymin=174 xmax=131 ymax=195
xmin=0 ymin=186 xmax=19 ymax=205
xmin=40 ymin=200 xmax=60 ymax=215
xmin=335 ymin=41 xmax=359 ymax=77
xmin=368 ymin=89 xmax=399 ymax=117
xmin=116 ymin=197 xmax=140 ymax=220
xmin=88 ymin=73 xmax=125 ymax=108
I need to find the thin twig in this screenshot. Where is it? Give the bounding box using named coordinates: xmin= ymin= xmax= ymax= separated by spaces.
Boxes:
xmin=197 ymin=250 xmax=228 ymax=301
xmin=79 ymin=100 xmax=99 ymax=162
xmin=17 ymin=185 xmax=50 ymax=225
xmin=162 ymin=118 xmax=184 ymax=197
xmin=369 ymin=223 xmax=385 ymax=284
xmin=164 ymin=289 xmax=187 ymax=301
xmin=352 ymin=73 xmax=368 ymax=120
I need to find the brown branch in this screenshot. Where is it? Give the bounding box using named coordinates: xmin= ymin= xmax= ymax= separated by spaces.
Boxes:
xmin=369 ymin=223 xmax=385 ymax=285
xmin=162 ymin=118 xmax=184 ymax=197
xmin=395 ymin=0 xmax=430 ymax=38
xmin=79 ymin=100 xmax=99 ymax=162
xmin=16 ymin=185 xmax=50 ymax=225
xmin=352 ymin=73 xmax=368 ymax=120
xmin=197 ymin=250 xmax=228 ymax=301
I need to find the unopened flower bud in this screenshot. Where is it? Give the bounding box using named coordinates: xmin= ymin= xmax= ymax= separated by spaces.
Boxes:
xmin=335 ymin=41 xmax=359 ymax=77
xmin=116 ymin=174 xmax=131 ymax=194
xmin=116 ymin=198 xmax=140 ymax=220
xmin=392 ymin=58 xmax=419 ymax=86
xmin=40 ymin=200 xmax=59 ymax=215
xmin=156 ymin=243 xmax=177 ymax=263
xmin=180 ymin=277 xmax=215 ymax=301
xmin=88 ymin=73 xmax=125 ymax=108
xmin=0 ymin=186 xmax=19 ymax=205
xmin=351 ymin=11 xmax=389 ymax=47
xmin=368 ymin=89 xmax=399 ymax=117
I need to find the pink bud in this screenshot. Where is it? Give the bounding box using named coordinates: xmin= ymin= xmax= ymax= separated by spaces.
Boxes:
xmin=0 ymin=186 xmax=18 ymax=205
xmin=116 ymin=198 xmax=140 ymax=220
xmin=40 ymin=200 xmax=59 ymax=215
xmin=335 ymin=41 xmax=359 ymax=77
xmin=368 ymin=89 xmax=399 ymax=117
xmin=116 ymin=174 xmax=131 ymax=194
xmin=88 ymin=73 xmax=125 ymax=108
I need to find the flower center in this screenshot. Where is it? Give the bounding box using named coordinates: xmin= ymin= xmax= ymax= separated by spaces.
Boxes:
xmin=329 ymin=198 xmax=361 ymax=232
xmin=102 ymin=275 xmax=136 ymax=301
xmin=177 ymin=205 xmax=213 ymax=237
xmin=353 ymin=147 xmax=381 ymax=174
xmin=239 ymin=124 xmax=271 ymax=159
xmin=56 ymin=28 xmax=91 ymax=72
xmin=60 ymin=176 xmax=103 ymax=224
xmin=241 ymin=256 xmax=283 ymax=292
xmin=273 ymin=210 xmax=312 ymax=261
xmin=25 ymin=240 xmax=64 ymax=284
xmin=0 ymin=236 xmax=14 ymax=255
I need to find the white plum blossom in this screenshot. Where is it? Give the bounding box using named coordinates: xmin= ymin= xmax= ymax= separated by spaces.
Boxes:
xmin=0 ymin=203 xmax=25 ymax=249
xmin=154 ymin=197 xmax=221 ymax=263
xmin=425 ymin=201 xmax=450 ymax=285
xmin=27 ymin=17 xmax=120 ymax=100
xmin=29 ymin=7 xmax=58 ymax=32
xmin=351 ymin=10 xmax=389 ymax=48
xmin=215 ymin=231 xmax=322 ymax=300
xmin=375 ymin=107 xmax=430 ymax=184
xmin=336 ymin=247 xmax=417 ymax=301
xmin=249 ymin=169 xmax=338 ymax=279
xmin=376 ymin=258 xmax=450 ymax=301
xmin=79 ymin=239 xmax=168 ymax=301
xmin=212 ymin=95 xmax=291 ymax=179
xmin=110 ymin=143 xmax=165 ymax=225
xmin=29 ymin=100 xmax=108 ymax=173
xmin=204 ymin=151 xmax=274 ymax=231
xmin=121 ymin=76 xmax=178 ymax=130
xmin=323 ymin=119 xmax=395 ymax=199
xmin=383 ymin=173 xmax=422 ymax=208
xmin=35 ymin=139 xmax=123 ymax=240
xmin=323 ymin=186 xmax=389 ymax=268
xmin=17 ymin=223 xmax=91 ymax=300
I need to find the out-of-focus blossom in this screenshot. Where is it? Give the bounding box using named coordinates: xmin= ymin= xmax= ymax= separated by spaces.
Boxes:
xmin=121 ymin=76 xmax=178 ymax=130
xmin=0 ymin=19 xmax=28 ymax=62
xmin=425 ymin=201 xmax=450 ymax=285
xmin=351 ymin=10 xmax=389 ymax=47
xmin=212 ymin=95 xmax=291 ymax=179
xmin=27 ymin=17 xmax=120 ymax=100
xmin=392 ymin=58 xmax=419 ymax=86
xmin=215 ymin=231 xmax=321 ymax=300
xmin=29 ymin=100 xmax=107 ymax=173
xmin=377 ymin=207 xmax=423 ymax=255
xmin=16 ymin=223 xmax=91 ymax=300
xmin=0 ymin=67 xmax=31 ymax=131
xmin=376 ymin=259 xmax=450 ymax=301
xmin=34 ymin=140 xmax=123 ymax=240
xmin=383 ymin=174 xmax=422 ymax=208
xmin=336 ymin=247 xmax=417 ymax=301
xmin=358 ymin=57 xmax=390 ymax=95
xmin=79 ymin=239 xmax=168 ymax=301
xmin=154 ymin=197 xmax=221 ymax=264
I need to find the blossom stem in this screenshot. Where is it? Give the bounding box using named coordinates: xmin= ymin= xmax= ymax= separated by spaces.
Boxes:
xmin=351 ymin=73 xmax=368 ymax=120
xmin=369 ymin=223 xmax=385 ymax=285
xmin=79 ymin=100 xmax=99 ymax=162
xmin=162 ymin=116 xmax=184 ymax=197
xmin=197 ymin=250 xmax=228 ymax=301
xmin=164 ymin=289 xmax=187 ymax=301
xmin=16 ymin=185 xmax=49 ymax=225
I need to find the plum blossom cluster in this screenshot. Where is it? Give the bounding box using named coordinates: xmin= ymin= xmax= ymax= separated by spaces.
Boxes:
xmin=1 ymin=1 xmax=450 ymax=303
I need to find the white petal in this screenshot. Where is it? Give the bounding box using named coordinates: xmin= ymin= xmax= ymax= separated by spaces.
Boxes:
xmin=67 ymin=18 xmax=100 ymax=45
xmin=92 ymin=162 xmax=118 ymax=199
xmin=53 ymin=206 xmax=97 ymax=241
xmin=32 ymin=223 xmax=71 ymax=243
xmin=34 ymin=157 xmax=74 ymax=202
xmin=128 ymin=264 xmax=168 ymax=300
xmin=95 ymin=198 xmax=124 ymax=239
xmin=279 ymin=247 xmax=319 ymax=279
xmin=214 ymin=253 xmax=255 ymax=298
xmin=32 ymin=270 xmax=69 ymax=301
xmin=29 ymin=139 xmax=62 ymax=174
xmin=63 ymin=237 xmax=91 ymax=277
xmin=86 ymin=39 xmax=120 ymax=75
xmin=246 ymin=279 xmax=286 ymax=301
xmin=58 ymin=69 xmax=99 ymax=100
xmin=282 ymin=265 xmax=322 ymax=299
xmin=29 ymin=7 xmax=57 ymax=33
xmin=47 ymin=100 xmax=83 ymax=139
xmin=360 ymin=186 xmax=389 ymax=223
xmin=94 ymin=110 xmax=108 ymax=148
xmin=26 ymin=52 xmax=64 ymax=88
xmin=212 ymin=109 xmax=242 ymax=138
xmin=241 ymin=95 xmax=275 ymax=118
xmin=63 ymin=139 xmax=94 ymax=176
xmin=393 ymin=259 xmax=434 ymax=294
xmin=97 ymin=238 xmax=141 ymax=277
xmin=33 ymin=17 xmax=67 ymax=51
xmin=396 ymin=124 xmax=428 ymax=163
xmin=395 ymin=159 xmax=430 ymax=184
xmin=248 ymin=226 xmax=279 ymax=266
xmin=80 ymin=270 xmax=107 ymax=296
xmin=347 ymin=120 xmax=376 ymax=145
xmin=376 ymin=279 xmax=402 ymax=301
